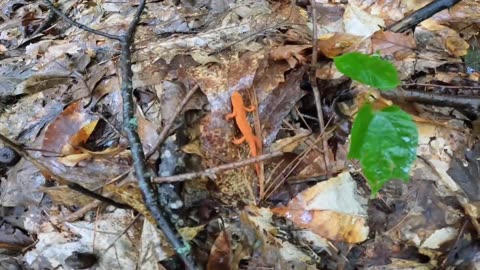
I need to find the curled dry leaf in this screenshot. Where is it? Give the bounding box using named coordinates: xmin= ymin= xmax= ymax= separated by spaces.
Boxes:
xmin=178 ymin=225 xmax=206 ymax=241
xmin=58 ymin=146 xmax=124 ymax=167
xmin=43 ymin=101 xmax=98 ymax=157
xmin=207 ymin=230 xmax=232 ymax=270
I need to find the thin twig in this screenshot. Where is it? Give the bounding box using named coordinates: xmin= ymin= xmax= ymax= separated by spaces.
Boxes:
xmin=309 ymin=0 xmax=330 ymax=176
xmin=146 ymin=84 xmax=199 ymax=159
xmin=42 ymin=0 xmax=121 ymax=40
xmin=92 ymin=111 xmax=128 ymax=140
xmin=262 ymin=115 xmax=335 ymax=201
xmin=0 ymin=133 xmax=130 ymax=209
xmin=32 ymin=10 xmax=57 ymax=36
xmin=102 ymin=214 xmax=140 ymax=255
xmin=153 ymin=151 xmax=284 ymax=183
xmin=56 ymin=200 xmax=102 ymax=223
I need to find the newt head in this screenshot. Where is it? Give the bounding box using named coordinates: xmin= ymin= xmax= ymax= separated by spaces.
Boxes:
xmin=231 ymin=91 xmax=244 ymax=105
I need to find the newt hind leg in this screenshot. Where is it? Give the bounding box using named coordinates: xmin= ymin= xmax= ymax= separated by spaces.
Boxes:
xmin=244 ymin=105 xmax=255 ymax=112
xmin=232 ymin=136 xmax=246 ymax=145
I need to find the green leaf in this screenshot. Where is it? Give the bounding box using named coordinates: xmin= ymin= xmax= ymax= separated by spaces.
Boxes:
xmin=334 ymin=52 xmax=400 ymax=90
xmin=348 ymin=104 xmax=418 ymax=195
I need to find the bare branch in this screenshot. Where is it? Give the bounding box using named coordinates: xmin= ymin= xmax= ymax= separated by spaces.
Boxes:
xmin=146 ymin=84 xmax=200 ymax=159
xmin=153 ymin=152 xmax=284 ymax=183
xmin=43 ymin=0 xmax=121 ymax=40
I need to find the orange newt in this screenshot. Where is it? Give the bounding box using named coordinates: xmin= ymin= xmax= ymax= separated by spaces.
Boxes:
xmin=226 ymin=91 xmax=262 ymax=175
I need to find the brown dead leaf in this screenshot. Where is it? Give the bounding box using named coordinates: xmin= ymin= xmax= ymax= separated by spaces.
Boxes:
xmin=136 ymin=110 xmax=160 ymax=153
xmin=273 ymin=208 xmax=368 ymax=243
xmin=318 ymin=33 xmax=363 ymax=58
xmin=418 ymin=19 xmax=469 ymax=57
xmin=269 ymin=45 xmax=310 ymax=68
xmin=371 ymin=31 xmax=416 ymax=60
xmin=207 ymin=230 xmax=232 ymax=270
xmin=61 ymin=120 xmax=98 ymax=156
xmin=258 ymin=67 xmax=307 ymax=144
xmin=253 ymin=56 xmax=291 ymax=94
xmin=43 ymin=101 xmax=98 ymax=156
xmin=272 ymin=173 xmax=369 ymax=243
xmin=432 ymin=0 xmax=480 ymax=25
xmin=58 ymin=152 xmax=92 ymax=167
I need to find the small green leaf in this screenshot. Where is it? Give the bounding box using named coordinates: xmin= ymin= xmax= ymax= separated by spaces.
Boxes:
xmin=334 ymin=52 xmax=400 ymax=90
xmin=348 ymin=104 xmax=418 ymax=195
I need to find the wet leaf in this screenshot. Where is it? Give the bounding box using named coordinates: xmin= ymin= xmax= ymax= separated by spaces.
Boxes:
xmin=348 ymin=104 xmax=418 ymax=195
xmin=334 ymin=52 xmax=400 ymax=90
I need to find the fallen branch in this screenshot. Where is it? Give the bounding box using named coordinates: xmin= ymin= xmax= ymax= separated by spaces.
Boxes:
xmin=43 ymin=0 xmax=120 ymax=40
xmin=388 ymin=0 xmax=462 ymax=33
xmin=154 ymin=151 xmax=284 ymax=183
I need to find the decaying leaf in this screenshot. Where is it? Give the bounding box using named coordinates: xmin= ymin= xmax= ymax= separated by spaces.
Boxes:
xmin=239 ymin=205 xmax=316 ymax=269
xmin=42 ymin=101 xmax=98 ymax=156
xmin=343 ymin=4 xmax=385 ymax=37
xmin=272 ymin=172 xmax=369 ymax=243
xmin=207 ymin=230 xmax=232 ymax=270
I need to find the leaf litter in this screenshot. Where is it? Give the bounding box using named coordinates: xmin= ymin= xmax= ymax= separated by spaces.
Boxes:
xmin=0 ymin=0 xmax=479 ymax=269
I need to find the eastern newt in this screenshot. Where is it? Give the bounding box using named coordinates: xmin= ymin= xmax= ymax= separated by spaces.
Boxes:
xmin=226 ymin=91 xmax=262 ymax=175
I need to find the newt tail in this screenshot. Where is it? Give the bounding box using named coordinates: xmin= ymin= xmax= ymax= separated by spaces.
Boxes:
xmin=226 ymin=91 xmax=262 ymax=175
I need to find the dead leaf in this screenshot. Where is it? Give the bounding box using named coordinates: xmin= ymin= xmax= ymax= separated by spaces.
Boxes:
xmin=318 ymin=33 xmax=363 ymax=58
xmin=178 ymin=225 xmax=206 ymax=241
xmin=272 ymin=172 xmax=369 ymax=243
xmin=343 ymin=4 xmax=385 ymax=37
xmin=269 ymin=45 xmax=310 ymax=68
xmin=42 ymin=101 xmax=98 ymax=157
xmin=418 ymin=19 xmax=469 ymax=57
xmin=207 ymin=230 xmax=232 ymax=270
xmin=270 ymin=129 xmax=310 ymax=153
xmin=371 ymin=31 xmax=416 ymax=60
